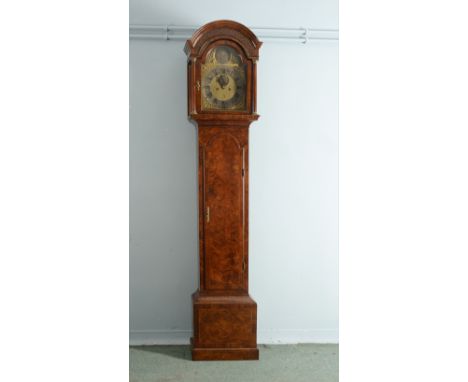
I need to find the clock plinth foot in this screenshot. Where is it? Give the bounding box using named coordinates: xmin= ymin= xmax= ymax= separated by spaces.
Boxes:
xmin=192 ymin=347 xmax=259 ymax=361
xmin=191 ymin=291 xmax=258 ymax=361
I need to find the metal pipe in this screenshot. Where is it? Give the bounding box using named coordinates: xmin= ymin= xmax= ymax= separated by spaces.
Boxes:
xmin=129 ymin=24 xmax=338 ymax=42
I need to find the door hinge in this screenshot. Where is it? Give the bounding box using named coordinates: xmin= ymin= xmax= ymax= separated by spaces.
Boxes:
xmin=242 ymin=168 xmax=245 ymax=177
xmin=206 ymin=206 xmax=210 ymax=223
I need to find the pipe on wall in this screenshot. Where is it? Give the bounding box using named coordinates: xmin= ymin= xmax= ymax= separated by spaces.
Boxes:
xmin=129 ymin=25 xmax=338 ymax=43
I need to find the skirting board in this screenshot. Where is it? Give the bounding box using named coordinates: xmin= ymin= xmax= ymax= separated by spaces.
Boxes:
xmin=130 ymin=329 xmax=338 ymax=346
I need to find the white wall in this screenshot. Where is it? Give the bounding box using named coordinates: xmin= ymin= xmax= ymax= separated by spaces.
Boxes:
xmin=130 ymin=0 xmax=338 ymax=344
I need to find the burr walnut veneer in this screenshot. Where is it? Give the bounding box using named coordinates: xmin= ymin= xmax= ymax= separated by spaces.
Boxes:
xmin=184 ymin=20 xmax=262 ymax=361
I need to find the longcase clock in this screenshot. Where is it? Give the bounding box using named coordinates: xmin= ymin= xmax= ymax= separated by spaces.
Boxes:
xmin=184 ymin=20 xmax=262 ymax=361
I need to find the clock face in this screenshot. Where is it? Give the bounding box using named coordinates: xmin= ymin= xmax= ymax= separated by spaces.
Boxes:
xmin=201 ymin=46 xmax=247 ymax=111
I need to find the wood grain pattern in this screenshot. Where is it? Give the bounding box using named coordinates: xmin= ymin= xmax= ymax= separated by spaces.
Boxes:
xmin=204 ymin=133 xmax=244 ymax=290
xmin=192 ymin=292 xmax=258 ymax=360
xmin=198 ymin=308 xmax=253 ymax=347
xmin=185 ymin=20 xmax=261 ymax=361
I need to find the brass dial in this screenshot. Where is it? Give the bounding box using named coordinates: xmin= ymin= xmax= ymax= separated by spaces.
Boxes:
xmin=201 ymin=46 xmax=246 ymax=111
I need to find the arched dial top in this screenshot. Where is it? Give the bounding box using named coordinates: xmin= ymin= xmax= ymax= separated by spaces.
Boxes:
xmin=184 ymin=20 xmax=262 ymax=60
xmin=201 ymin=46 xmax=246 ymax=111
xmin=184 ymin=20 xmax=262 ymax=121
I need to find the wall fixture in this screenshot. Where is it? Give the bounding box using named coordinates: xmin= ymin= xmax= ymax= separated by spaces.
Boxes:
xmin=130 ymin=24 xmax=338 ymax=43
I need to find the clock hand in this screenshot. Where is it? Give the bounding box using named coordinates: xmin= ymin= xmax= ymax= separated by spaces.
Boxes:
xmin=217 ymin=74 xmax=229 ymax=89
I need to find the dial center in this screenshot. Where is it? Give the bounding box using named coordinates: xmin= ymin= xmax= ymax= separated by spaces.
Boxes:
xmin=210 ymin=74 xmax=236 ymax=101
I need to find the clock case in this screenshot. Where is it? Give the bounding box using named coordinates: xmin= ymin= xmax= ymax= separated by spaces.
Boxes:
xmin=184 ymin=20 xmax=262 ymax=361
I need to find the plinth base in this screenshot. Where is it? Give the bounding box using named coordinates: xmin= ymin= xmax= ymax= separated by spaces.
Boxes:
xmin=191 ymin=291 xmax=259 ymax=361
xmin=192 ymin=346 xmax=259 ymax=361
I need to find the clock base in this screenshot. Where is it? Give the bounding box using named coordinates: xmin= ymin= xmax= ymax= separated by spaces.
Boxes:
xmin=191 ymin=291 xmax=259 ymax=361
xmin=192 ymin=346 xmax=259 ymax=361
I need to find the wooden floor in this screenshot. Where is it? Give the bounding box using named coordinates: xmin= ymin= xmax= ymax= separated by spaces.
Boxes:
xmin=130 ymin=344 xmax=339 ymax=382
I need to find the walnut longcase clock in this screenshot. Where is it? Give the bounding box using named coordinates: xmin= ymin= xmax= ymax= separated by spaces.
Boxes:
xmin=184 ymin=20 xmax=262 ymax=361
